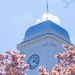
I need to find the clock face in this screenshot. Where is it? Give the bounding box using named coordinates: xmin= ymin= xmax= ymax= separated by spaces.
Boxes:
xmin=27 ymin=54 xmax=40 ymax=69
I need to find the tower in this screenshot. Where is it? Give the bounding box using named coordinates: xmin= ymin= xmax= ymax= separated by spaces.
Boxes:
xmin=17 ymin=20 xmax=71 ymax=75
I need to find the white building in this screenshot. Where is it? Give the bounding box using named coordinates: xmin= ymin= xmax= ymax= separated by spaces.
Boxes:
xmin=17 ymin=20 xmax=72 ymax=75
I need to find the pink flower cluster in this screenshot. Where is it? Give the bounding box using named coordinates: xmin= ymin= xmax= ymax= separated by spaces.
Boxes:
xmin=0 ymin=51 xmax=29 ymax=75
xmin=38 ymin=45 xmax=75 ymax=75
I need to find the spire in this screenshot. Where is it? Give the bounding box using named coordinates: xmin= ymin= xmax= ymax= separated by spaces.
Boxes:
xmin=46 ymin=0 xmax=49 ymax=20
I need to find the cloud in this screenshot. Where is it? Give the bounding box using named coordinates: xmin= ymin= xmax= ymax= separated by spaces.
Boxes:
xmin=36 ymin=13 xmax=61 ymax=25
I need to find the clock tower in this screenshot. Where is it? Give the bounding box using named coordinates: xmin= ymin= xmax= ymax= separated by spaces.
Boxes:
xmin=17 ymin=20 xmax=71 ymax=75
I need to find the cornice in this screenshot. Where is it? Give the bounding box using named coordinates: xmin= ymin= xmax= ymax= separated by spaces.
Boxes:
xmin=17 ymin=35 xmax=71 ymax=50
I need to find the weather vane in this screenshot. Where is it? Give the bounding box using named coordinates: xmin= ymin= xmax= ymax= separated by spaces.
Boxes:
xmin=46 ymin=0 xmax=49 ymax=20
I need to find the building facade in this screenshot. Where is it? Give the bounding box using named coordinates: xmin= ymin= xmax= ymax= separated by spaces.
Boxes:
xmin=17 ymin=20 xmax=72 ymax=75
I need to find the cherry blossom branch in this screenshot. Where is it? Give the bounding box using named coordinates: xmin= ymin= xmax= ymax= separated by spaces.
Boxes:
xmin=0 ymin=51 xmax=29 ymax=75
xmin=38 ymin=45 xmax=75 ymax=75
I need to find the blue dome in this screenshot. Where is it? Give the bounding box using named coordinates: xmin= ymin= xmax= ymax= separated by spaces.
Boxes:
xmin=25 ymin=20 xmax=70 ymax=39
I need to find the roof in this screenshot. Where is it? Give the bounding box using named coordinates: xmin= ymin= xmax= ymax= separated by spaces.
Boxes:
xmin=25 ymin=20 xmax=70 ymax=39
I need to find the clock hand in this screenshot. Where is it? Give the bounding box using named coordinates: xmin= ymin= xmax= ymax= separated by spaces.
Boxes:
xmin=33 ymin=58 xmax=38 ymax=62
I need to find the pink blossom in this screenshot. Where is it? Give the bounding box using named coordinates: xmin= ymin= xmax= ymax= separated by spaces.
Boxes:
xmin=0 ymin=51 xmax=28 ymax=75
xmin=38 ymin=45 xmax=75 ymax=75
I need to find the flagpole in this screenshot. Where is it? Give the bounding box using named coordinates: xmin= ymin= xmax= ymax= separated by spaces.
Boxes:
xmin=46 ymin=0 xmax=49 ymax=20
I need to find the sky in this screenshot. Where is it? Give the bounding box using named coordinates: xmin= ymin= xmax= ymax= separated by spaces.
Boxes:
xmin=0 ymin=0 xmax=75 ymax=54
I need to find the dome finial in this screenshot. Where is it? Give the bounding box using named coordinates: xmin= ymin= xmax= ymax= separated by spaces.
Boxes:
xmin=46 ymin=0 xmax=49 ymax=20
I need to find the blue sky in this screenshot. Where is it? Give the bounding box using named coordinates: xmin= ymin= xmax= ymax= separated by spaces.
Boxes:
xmin=0 ymin=0 xmax=75 ymax=54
